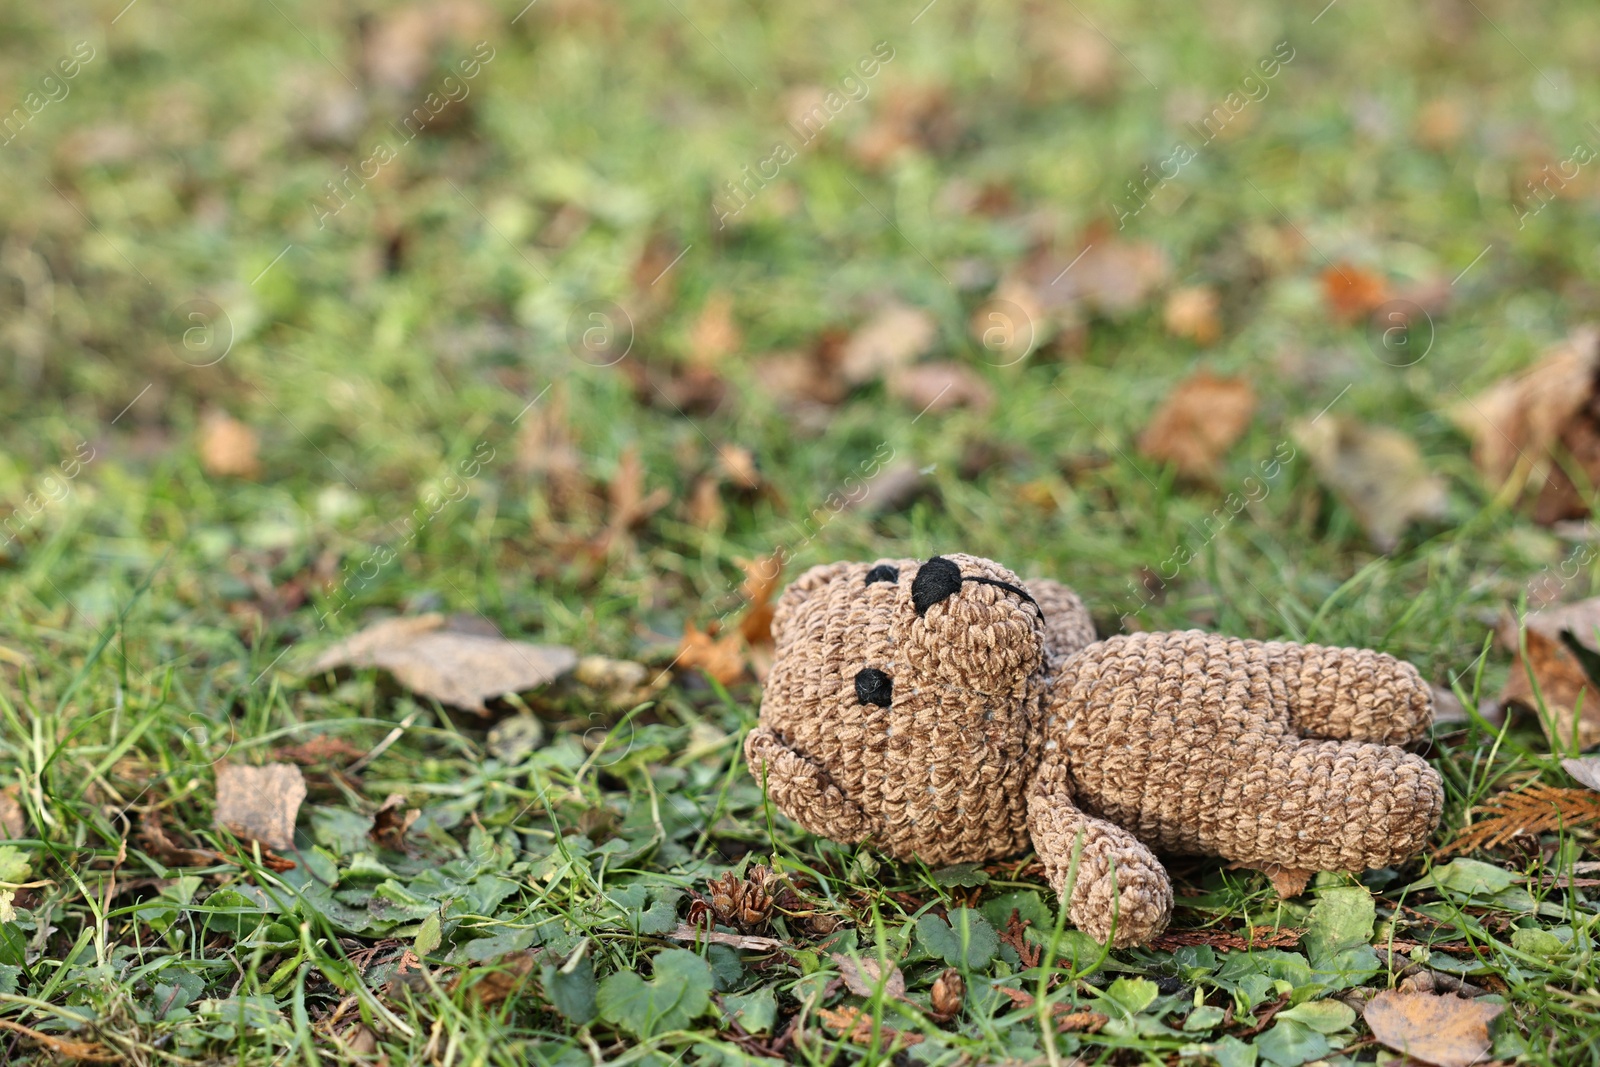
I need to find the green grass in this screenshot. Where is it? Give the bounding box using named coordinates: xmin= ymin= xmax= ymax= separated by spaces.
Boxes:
xmin=3 ymin=0 xmax=1600 ymax=1062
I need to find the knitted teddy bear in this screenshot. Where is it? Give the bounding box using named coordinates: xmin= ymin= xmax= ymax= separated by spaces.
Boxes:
xmin=745 ymin=554 xmax=1443 ymax=947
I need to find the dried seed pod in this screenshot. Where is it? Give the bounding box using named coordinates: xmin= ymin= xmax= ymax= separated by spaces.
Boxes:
xmin=930 ymin=968 xmax=965 ymax=1021
xmin=706 ymin=865 xmax=777 ymax=930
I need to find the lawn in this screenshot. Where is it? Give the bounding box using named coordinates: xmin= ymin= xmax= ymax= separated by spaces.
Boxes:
xmin=2 ymin=0 xmax=1600 ymax=1063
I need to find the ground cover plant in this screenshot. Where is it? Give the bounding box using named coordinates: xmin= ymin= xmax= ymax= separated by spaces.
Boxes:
xmin=2 ymin=0 xmax=1600 ymax=1062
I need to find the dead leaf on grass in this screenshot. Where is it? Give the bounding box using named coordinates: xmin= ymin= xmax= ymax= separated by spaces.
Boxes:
xmin=1442 ymin=782 xmax=1600 ymax=855
xmin=362 ymin=0 xmax=494 ymax=94
xmin=831 ymin=953 xmax=907 ymax=1002
xmin=0 ymin=1018 xmax=120 ymax=1063
xmin=839 ymin=303 xmax=938 ymax=384
xmin=666 ymin=923 xmax=786 ymax=952
xmin=735 ymin=555 xmax=783 ymax=647
xmin=817 ymin=1006 xmax=923 ymax=1049
xmin=215 ymin=763 xmax=306 ymax=851
xmin=305 ymin=614 xmax=577 ymax=714
xmin=199 ymin=411 xmax=260 ymax=479
xmin=1362 ymin=988 xmax=1503 ymax=1067
xmin=1563 ymin=755 xmax=1600 ymax=791
xmin=676 ymin=622 xmax=745 ymax=686
xmin=1451 ymin=326 xmax=1600 ymax=524
xmin=0 ymin=786 xmax=27 ymax=840
xmin=1137 ymin=371 xmax=1255 ymax=479
xmin=1163 ymin=286 xmax=1222 ymax=345
xmin=1293 ymin=414 xmax=1448 ymax=551
xmin=453 ymin=950 xmax=537 ymax=1006
xmin=1499 ymin=599 xmax=1600 ymax=750
xmin=886 ymin=362 xmax=995 ymax=416
xmin=688 ymin=291 xmax=742 ymax=366
xmin=1322 ymin=263 xmax=1389 ymax=323
xmin=370 ymin=794 xmax=420 ymax=850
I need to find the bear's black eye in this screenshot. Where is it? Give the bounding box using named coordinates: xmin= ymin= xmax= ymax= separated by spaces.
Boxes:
xmin=864 ymin=564 xmax=899 ymax=585
xmin=854 ymin=667 xmax=893 ymax=707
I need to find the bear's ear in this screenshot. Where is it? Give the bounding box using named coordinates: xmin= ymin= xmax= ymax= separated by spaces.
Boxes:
xmin=769 ymin=561 xmax=856 ymax=650
xmin=744 ymin=727 xmax=873 ymax=843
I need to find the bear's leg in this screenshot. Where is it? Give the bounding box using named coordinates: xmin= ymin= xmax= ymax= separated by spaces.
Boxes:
xmin=1265 ymin=641 xmax=1433 ymax=747
xmin=1028 ymin=760 xmax=1172 ymax=947
xmin=1217 ymin=735 xmax=1443 ymax=873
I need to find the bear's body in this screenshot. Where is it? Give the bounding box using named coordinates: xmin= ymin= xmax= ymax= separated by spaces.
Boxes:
xmin=745 ymin=554 xmax=1443 ymax=946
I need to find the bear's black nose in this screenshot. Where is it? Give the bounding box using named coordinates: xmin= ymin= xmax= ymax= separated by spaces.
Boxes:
xmin=911 ymin=556 xmax=963 ymax=615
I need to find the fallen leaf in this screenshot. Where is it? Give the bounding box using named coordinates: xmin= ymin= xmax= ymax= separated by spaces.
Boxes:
xmin=306 ymin=614 xmax=578 ymax=714
xmin=1293 ymin=414 xmax=1449 ymax=551
xmin=1263 ymin=866 xmax=1313 ymax=899
xmin=1499 ymin=599 xmax=1600 ymax=750
xmin=688 ymin=291 xmax=742 ymax=367
xmin=138 ymin=811 xmax=219 ymax=867
xmin=0 ymin=1018 xmax=120 ymax=1063
xmin=1163 ymin=286 xmax=1222 ymax=345
xmin=885 ymin=362 xmax=995 ymax=416
xmin=1563 ymin=756 xmax=1600 ymax=791
xmin=1040 ymin=22 xmax=1118 ymax=99
xmin=817 ymin=1006 xmax=924 ymax=1049
xmin=363 ymin=0 xmax=494 ymax=94
xmin=0 ymin=786 xmax=27 ymax=840
xmin=839 ymin=303 xmax=938 ymax=384
xmin=1362 ymin=989 xmax=1503 ymax=1067
xmin=676 ymin=622 xmax=745 ymax=686
xmin=570 ymin=655 xmax=665 ymax=708
xmin=736 ymin=555 xmax=783 ymax=647
xmin=453 ymin=951 xmax=538 ymax=1006
xmin=1451 ymin=326 xmax=1600 ymax=524
xmin=751 ymin=349 xmax=849 ymax=408
xmin=215 ymin=763 xmax=306 ymax=851
xmin=1322 ymin=263 xmax=1389 ymax=323
xmin=370 ymin=794 xmax=420 ymax=850
xmin=1055 ymin=1009 xmax=1109 ymax=1034
xmin=606 ymin=446 xmax=672 ymax=536
xmin=1415 ymin=97 xmax=1466 ymax=150
xmin=1137 ymin=372 xmax=1256 ymax=479
xmin=831 ymin=953 xmax=908 ymax=1002
xmin=199 ymin=411 xmax=261 ymax=479
xmin=850 ymin=85 xmax=962 ymax=169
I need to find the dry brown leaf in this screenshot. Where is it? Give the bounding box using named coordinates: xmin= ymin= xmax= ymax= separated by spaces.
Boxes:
xmin=0 ymin=1018 xmax=120 ymax=1063
xmin=1563 ymin=755 xmax=1600 ymax=791
xmin=215 ymin=763 xmax=306 ymax=851
xmin=1451 ymin=326 xmax=1600 ymax=524
xmin=839 ymin=304 xmax=938 ymax=384
xmin=453 ymin=950 xmax=537 ymax=1006
xmin=0 ymin=785 xmax=27 ymax=840
xmin=1055 ymin=1009 xmax=1109 ymax=1034
xmin=199 ymin=411 xmax=260 ymax=479
xmin=736 ymin=555 xmax=783 ymax=647
xmin=831 ymin=953 xmax=908 ymax=1002
xmin=1137 ymin=372 xmax=1256 ymax=479
xmin=363 ymin=0 xmax=494 ymax=94
xmin=886 ymin=362 xmax=995 ymax=416
xmin=1443 ymin=783 xmax=1600 ymax=855
xmin=274 ymin=736 xmax=366 ymax=766
xmin=607 ymin=446 xmax=672 ymax=534
xmin=1499 ymin=600 xmax=1600 ymax=750
xmin=1293 ymin=415 xmax=1448 ymax=551
xmin=1041 ymin=22 xmax=1118 ymax=98
xmin=850 ymin=85 xmax=961 ymax=170
xmin=1362 ymin=989 xmax=1503 ymax=1067
xmin=817 ymin=1006 xmax=923 ymax=1050
xmin=676 ymin=622 xmax=745 ymax=685
xmin=1416 ymin=97 xmax=1466 ymax=150
xmin=1321 ymin=263 xmax=1389 ymax=323
xmin=751 ymin=349 xmax=849 ymax=409
xmin=370 ymin=794 xmax=420 ymax=850
xmin=1163 ymin=286 xmax=1222 ymax=345
xmin=688 ymin=291 xmax=742 ymax=367
xmin=1068 ymin=239 xmax=1171 ymax=317
xmin=137 ymin=811 xmax=220 ymax=868
xmin=306 ymin=614 xmax=577 ymax=714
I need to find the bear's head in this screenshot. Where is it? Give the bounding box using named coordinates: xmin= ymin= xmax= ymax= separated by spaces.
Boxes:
xmin=745 ymin=553 xmax=1051 ymax=866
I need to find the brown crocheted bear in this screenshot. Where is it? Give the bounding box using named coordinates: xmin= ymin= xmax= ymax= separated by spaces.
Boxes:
xmin=745 ymin=554 xmax=1443 ymax=947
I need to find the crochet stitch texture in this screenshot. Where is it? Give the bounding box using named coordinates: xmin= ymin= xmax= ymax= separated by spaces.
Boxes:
xmin=745 ymin=553 xmax=1443 ymax=947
